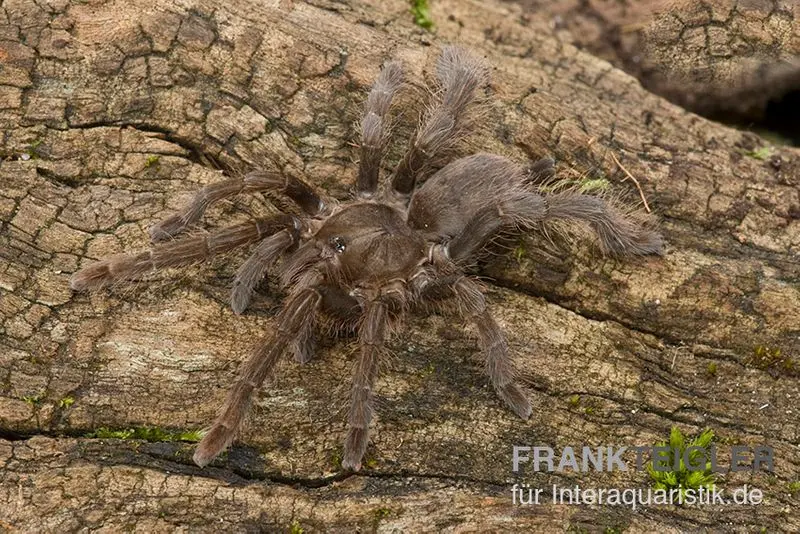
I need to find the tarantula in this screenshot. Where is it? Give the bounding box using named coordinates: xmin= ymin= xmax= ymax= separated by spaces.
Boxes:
xmin=70 ymin=46 xmax=662 ymax=470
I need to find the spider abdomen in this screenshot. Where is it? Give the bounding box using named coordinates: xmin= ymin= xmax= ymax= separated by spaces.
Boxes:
xmin=407 ymin=153 xmax=532 ymax=241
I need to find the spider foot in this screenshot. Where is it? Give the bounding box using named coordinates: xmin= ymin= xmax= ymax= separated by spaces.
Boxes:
xmin=635 ymin=229 xmax=664 ymax=255
xmin=70 ymin=251 xmax=152 ymax=291
xmin=193 ymin=425 xmax=232 ymax=467
xmin=230 ymin=283 xmax=252 ymax=315
xmin=342 ymin=427 xmax=369 ymax=471
xmin=497 ymin=382 xmax=532 ymax=420
xmin=292 ymin=333 xmax=315 ymax=364
xmin=69 ymin=260 xmax=111 ymax=291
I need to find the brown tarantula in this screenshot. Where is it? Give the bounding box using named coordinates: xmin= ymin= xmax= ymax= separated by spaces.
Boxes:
xmin=70 ymin=46 xmax=662 ymax=470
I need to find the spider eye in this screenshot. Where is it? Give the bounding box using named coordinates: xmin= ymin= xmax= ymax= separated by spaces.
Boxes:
xmin=330 ymin=236 xmax=346 ymax=254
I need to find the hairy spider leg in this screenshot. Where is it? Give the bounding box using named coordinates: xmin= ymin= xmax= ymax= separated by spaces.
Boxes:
xmin=413 ymin=267 xmax=532 ymax=420
xmin=447 ymin=185 xmax=664 ymax=258
xmin=150 ymin=171 xmax=326 ymax=242
xmin=230 ymin=217 xmax=304 ymax=314
xmin=193 ymin=282 xmax=323 ymax=468
xmin=356 ymin=61 xmax=404 ymax=197
xmin=449 ymin=276 xmax=532 ymax=419
xmin=342 ymin=281 xmax=405 ymax=471
xmin=446 ymin=193 xmax=547 ymax=264
xmin=524 ymin=156 xmax=556 ymax=183
xmin=70 ymin=214 xmax=300 ymax=291
xmin=541 ymin=192 xmax=663 ymax=255
xmin=407 ymin=153 xmax=661 ymax=261
xmin=390 ymin=46 xmax=489 ymax=196
xmin=291 ymin=313 xmax=316 ymax=365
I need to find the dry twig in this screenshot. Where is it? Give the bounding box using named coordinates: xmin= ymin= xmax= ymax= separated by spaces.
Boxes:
xmin=610 ymin=152 xmax=651 ymax=213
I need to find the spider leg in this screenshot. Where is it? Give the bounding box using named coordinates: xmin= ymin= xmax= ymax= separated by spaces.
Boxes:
xmin=390 ymin=46 xmax=488 ymax=196
xmin=70 ymin=214 xmax=299 ymax=292
xmin=415 ymin=270 xmax=531 ymax=420
xmin=193 ymin=283 xmax=322 ymax=468
xmin=342 ymin=283 xmax=404 ymax=471
xmin=291 ymin=286 xmax=361 ymax=364
xmin=356 ymin=61 xmax=404 ymax=197
xmin=543 ymin=192 xmax=663 ymax=255
xmin=446 ymin=193 xmax=547 ymax=264
xmin=291 ymin=320 xmax=316 ymax=364
xmin=524 ymin=156 xmax=556 ymax=184
xmin=443 ymin=188 xmax=661 ymax=264
xmin=230 ymin=218 xmax=303 ymax=314
xmin=150 ymin=171 xmax=325 ymax=242
xmin=342 ymin=299 xmax=385 ymax=470
xmin=450 ymin=277 xmax=531 ymax=418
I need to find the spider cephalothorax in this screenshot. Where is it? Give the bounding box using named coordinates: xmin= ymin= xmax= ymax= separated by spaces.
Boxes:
xmin=70 ymin=46 xmax=662 ymax=470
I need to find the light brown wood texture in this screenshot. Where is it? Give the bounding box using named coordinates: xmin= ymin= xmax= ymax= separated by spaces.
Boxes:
xmin=1 ymin=0 xmax=798 ymax=531
xmin=507 ymin=0 xmax=800 ymax=122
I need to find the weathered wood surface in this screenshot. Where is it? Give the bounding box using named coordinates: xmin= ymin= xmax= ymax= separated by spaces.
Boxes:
xmin=507 ymin=0 xmax=800 ymax=123
xmin=1 ymin=0 xmax=798 ymax=531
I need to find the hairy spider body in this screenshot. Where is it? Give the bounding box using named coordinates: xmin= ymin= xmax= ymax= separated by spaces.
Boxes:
xmin=70 ymin=47 xmax=662 ymax=471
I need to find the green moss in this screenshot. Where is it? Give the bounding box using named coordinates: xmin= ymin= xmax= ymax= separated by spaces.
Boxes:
xmin=410 ymin=0 xmax=434 ymax=30
xmin=714 ymin=434 xmax=740 ymax=446
xmin=577 ymin=177 xmax=610 ymax=193
xmin=513 ymin=242 xmax=526 ymax=263
xmin=705 ymin=362 xmax=717 ymax=377
xmin=372 ymin=507 xmax=392 ymax=529
xmin=567 ymin=395 xmax=601 ymax=416
xmin=91 ymin=428 xmax=133 ymax=439
xmin=743 ymin=146 xmax=773 ymax=160
xmin=22 ymin=393 xmax=45 ymax=406
xmin=788 ymin=481 xmax=800 ymax=495
xmin=647 ymin=426 xmax=717 ymax=501
xmin=87 ymin=426 xmax=202 ymax=442
xmin=58 ymin=396 xmax=75 ymax=409
xmin=365 ymin=457 xmax=378 ymax=469
xmin=288 ymin=520 xmax=304 ymax=534
xmin=331 ymin=449 xmax=343 ymax=470
xmin=747 ymin=345 xmax=797 ymax=376
xmin=536 ymin=174 xmax=609 ymax=194
xmin=23 ymin=139 xmax=43 ymax=160
xmin=144 ymin=155 xmax=161 ymax=167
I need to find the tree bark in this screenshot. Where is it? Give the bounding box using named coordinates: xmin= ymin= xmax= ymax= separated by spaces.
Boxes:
xmin=1 ymin=0 xmax=798 ymax=532
xmin=506 ymin=0 xmax=800 ymax=124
